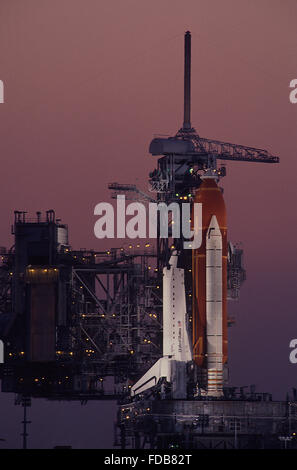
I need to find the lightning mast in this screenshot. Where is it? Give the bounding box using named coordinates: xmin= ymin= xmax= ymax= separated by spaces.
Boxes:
xmin=183 ymin=31 xmax=192 ymax=131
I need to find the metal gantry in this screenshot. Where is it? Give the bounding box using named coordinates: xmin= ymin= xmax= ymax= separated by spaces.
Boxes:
xmin=0 ymin=227 xmax=164 ymax=400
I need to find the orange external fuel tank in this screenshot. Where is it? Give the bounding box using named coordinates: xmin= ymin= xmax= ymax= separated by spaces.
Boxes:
xmin=192 ymin=177 xmax=228 ymax=369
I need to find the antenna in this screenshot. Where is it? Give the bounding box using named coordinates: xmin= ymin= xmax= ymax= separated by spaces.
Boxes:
xmin=183 ymin=31 xmax=191 ymax=130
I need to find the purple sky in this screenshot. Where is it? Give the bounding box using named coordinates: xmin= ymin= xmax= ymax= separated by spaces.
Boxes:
xmin=0 ymin=0 xmax=297 ymax=448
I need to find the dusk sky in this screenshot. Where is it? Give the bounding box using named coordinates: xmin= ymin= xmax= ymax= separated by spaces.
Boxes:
xmin=0 ymin=0 xmax=296 ymax=448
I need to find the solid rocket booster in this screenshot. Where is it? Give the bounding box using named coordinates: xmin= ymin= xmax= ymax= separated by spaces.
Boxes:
xmin=192 ymin=176 xmax=228 ymax=396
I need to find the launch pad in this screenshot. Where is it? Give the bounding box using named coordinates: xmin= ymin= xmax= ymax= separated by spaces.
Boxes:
xmin=116 ymin=396 xmax=297 ymax=449
xmin=0 ymin=32 xmax=293 ymax=450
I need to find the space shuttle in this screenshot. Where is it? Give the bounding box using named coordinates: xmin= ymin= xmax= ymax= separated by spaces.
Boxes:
xmin=131 ymin=251 xmax=192 ymax=399
xmin=131 ymin=174 xmax=227 ymax=399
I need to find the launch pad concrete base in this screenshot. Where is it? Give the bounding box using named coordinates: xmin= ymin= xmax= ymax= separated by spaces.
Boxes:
xmin=116 ymin=399 xmax=297 ymax=449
